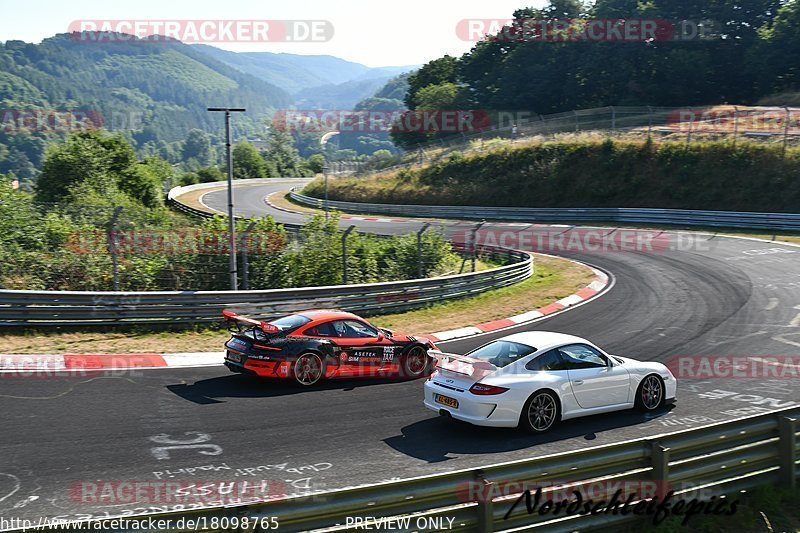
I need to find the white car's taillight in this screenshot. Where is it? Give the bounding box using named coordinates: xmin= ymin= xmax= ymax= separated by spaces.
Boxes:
xmin=469 ymin=383 xmax=509 ymax=395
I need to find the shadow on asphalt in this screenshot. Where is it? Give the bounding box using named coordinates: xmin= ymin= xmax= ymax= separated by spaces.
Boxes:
xmin=383 ymin=405 xmax=675 ymax=463
xmin=165 ymin=374 xmax=418 ymax=404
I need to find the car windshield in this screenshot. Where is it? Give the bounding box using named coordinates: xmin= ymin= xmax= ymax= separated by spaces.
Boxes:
xmin=465 ymin=340 xmax=537 ymax=368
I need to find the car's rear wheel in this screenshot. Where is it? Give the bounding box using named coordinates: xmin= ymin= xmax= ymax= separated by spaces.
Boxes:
xmin=293 ymin=353 xmax=325 ymax=386
xmin=401 ymin=346 xmax=430 ymax=378
xmin=635 ymin=374 xmax=664 ymax=411
xmin=520 ymin=390 xmax=560 ymax=433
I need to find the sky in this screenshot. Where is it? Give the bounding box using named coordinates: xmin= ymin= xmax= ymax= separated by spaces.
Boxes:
xmin=0 ymin=0 xmax=543 ymax=67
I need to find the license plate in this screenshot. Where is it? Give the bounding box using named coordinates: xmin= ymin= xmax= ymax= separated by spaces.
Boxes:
xmin=435 ymin=394 xmax=459 ymax=409
xmin=227 ymin=351 xmax=243 ymax=363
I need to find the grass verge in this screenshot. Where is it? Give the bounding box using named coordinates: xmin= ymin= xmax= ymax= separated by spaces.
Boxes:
xmin=0 ymin=255 xmax=592 ymax=354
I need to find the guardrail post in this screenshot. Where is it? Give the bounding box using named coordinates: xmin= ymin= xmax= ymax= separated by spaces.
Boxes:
xmin=240 ymin=221 xmax=256 ymax=291
xmin=778 ymin=416 xmax=797 ymax=488
xmin=417 ymin=223 xmax=431 ymax=278
xmin=651 ymin=442 xmax=671 ymax=500
xmin=106 ymin=206 xmax=123 ymax=291
xmin=474 ymin=470 xmax=494 ymax=533
xmin=342 ymin=225 xmax=356 ymax=284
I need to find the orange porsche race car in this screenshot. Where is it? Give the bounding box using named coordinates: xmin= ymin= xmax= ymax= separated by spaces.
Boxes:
xmin=223 ymin=309 xmax=438 ymax=385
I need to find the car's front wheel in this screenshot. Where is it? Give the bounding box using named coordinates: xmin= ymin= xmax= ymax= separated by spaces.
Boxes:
xmin=635 ymin=374 xmax=665 ymax=412
xmin=401 ymin=346 xmax=430 ymax=378
xmin=292 ymin=353 xmax=325 ymax=386
xmin=520 ymin=390 xmax=560 ymax=433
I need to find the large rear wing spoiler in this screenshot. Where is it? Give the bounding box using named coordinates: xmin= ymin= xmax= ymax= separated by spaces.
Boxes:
xmin=427 ymin=349 xmax=497 ymax=379
xmin=222 ymin=310 xmax=280 ymax=333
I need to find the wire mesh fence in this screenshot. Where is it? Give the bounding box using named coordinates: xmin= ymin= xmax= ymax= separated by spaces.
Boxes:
xmin=0 ymin=196 xmax=507 ymax=293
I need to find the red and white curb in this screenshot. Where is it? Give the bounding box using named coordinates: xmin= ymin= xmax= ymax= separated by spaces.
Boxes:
xmin=0 ymin=352 xmax=224 ymax=373
xmin=426 ymin=268 xmax=609 ymax=342
xmin=0 ymin=268 xmax=610 ymax=373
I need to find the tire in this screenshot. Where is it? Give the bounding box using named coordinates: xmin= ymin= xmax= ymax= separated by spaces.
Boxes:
xmin=635 ymin=374 xmax=665 ymax=412
xmin=520 ymin=390 xmax=560 ymax=433
xmin=292 ymin=353 xmax=325 ymax=386
xmin=400 ymin=345 xmax=430 ymax=379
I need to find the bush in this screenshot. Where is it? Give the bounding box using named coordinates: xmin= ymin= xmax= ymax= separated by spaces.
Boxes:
xmin=308 ymin=138 xmax=800 ymax=213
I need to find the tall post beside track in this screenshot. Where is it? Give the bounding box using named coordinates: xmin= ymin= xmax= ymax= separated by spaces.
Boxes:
xmin=471 ymin=221 xmax=485 ymax=273
xmin=342 ymin=225 xmax=356 ymax=284
xmin=417 ymin=223 xmax=431 ymax=278
xmin=106 ymin=206 xmax=123 ymax=291
xmin=208 ymin=107 xmax=246 ymax=291
xmin=240 ymin=221 xmax=256 ymax=291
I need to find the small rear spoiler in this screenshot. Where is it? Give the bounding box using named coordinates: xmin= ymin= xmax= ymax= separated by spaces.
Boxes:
xmin=222 ymin=310 xmax=279 ymax=333
xmin=427 ymin=349 xmax=497 ymax=378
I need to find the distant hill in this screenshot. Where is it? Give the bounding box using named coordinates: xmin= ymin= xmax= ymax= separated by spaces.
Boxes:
xmin=193 ymin=45 xmax=417 ymax=96
xmin=0 ymin=34 xmax=293 ymax=183
xmin=293 ymin=77 xmax=394 ymax=109
xmin=0 ymin=35 xmax=416 ymax=184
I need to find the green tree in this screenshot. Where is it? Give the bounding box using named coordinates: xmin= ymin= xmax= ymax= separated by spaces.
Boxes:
xmin=37 ymin=131 xmax=135 ymax=203
xmin=182 ymin=129 xmax=212 ymax=166
xmin=404 ymin=55 xmax=460 ymax=109
xmin=262 ymin=129 xmax=309 ymax=177
xmin=233 ymin=141 xmax=267 ymax=179
xmin=307 ymin=153 xmax=325 ymax=174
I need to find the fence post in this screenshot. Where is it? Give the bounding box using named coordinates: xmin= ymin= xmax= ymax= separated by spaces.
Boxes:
xmin=574 ymin=110 xmax=579 ymax=132
xmin=417 ymin=223 xmax=431 ymax=278
xmin=611 ymin=106 xmax=616 ymax=133
xmin=783 ymin=107 xmax=791 ymax=158
xmin=474 ymin=470 xmax=494 ymax=533
xmin=733 ymin=106 xmax=739 ymax=149
xmin=647 ymin=105 xmax=653 ymax=137
xmin=106 ymin=206 xmax=123 ymax=291
xmin=240 ymin=221 xmax=256 ymax=291
xmin=651 ymin=442 xmax=671 ymax=500
xmin=472 ymin=221 xmax=485 ymax=272
xmin=342 ymin=225 xmax=356 ymax=284
xmin=778 ymin=416 xmax=797 ymax=488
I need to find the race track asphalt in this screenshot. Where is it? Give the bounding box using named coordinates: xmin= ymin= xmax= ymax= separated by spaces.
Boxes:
xmin=1 ymin=181 xmax=799 ymax=524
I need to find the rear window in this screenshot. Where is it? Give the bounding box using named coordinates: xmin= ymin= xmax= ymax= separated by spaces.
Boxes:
xmin=466 ymin=340 xmax=537 ymax=368
xmin=270 ymin=314 xmax=312 ymax=331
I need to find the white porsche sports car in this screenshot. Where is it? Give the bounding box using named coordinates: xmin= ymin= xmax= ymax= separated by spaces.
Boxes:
xmin=423 ymin=331 xmax=676 ymax=432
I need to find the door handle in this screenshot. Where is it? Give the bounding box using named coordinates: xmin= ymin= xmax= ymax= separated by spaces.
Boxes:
xmin=573 ymin=380 xmax=584 ymax=385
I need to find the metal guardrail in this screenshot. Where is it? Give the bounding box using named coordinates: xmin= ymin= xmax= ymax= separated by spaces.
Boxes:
xmin=17 ymin=407 xmax=798 ymax=532
xmin=290 ymin=191 xmax=800 ymax=231
xmin=0 ymin=246 xmax=531 ymax=326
